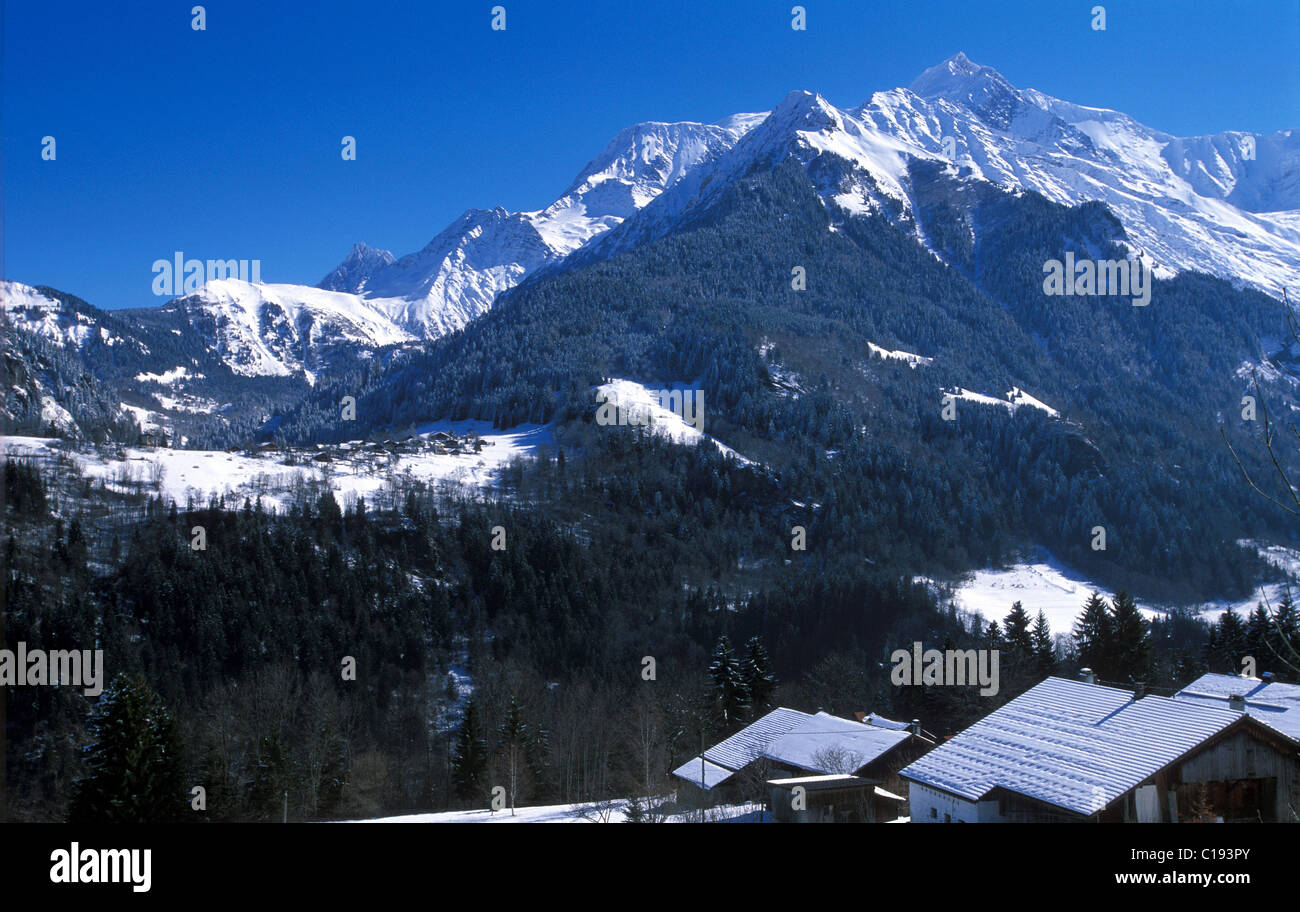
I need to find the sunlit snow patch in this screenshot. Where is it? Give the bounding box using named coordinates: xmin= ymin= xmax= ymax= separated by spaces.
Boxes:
xmin=594 ymin=379 xmax=752 ymax=464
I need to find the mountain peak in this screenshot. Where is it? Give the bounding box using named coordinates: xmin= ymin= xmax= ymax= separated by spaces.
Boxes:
xmin=317 ymin=241 xmax=396 ymax=293
xmin=909 ymin=52 xmax=1025 ymax=130
xmin=910 ymin=52 xmax=1016 ymax=102
xmin=770 ymin=90 xmax=842 ymax=132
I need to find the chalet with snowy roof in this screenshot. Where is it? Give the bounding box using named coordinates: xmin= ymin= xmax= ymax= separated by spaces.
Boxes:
xmin=900 ymin=675 xmax=1300 ymax=823
xmin=1175 ymin=672 xmax=1300 ymax=740
xmin=672 ymin=707 xmax=931 ymax=820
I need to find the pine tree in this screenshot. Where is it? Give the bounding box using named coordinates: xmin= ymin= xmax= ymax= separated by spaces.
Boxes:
xmin=740 ymin=636 xmax=777 ymax=713
xmin=1109 ymin=591 xmax=1151 ymax=684
xmin=624 ymin=793 xmax=647 ymax=823
xmin=1074 ymin=592 xmax=1113 ymax=679
xmin=983 ymin=620 xmax=1003 ymax=651
xmin=453 ymin=698 xmax=489 ymax=804
xmin=1269 ymin=594 xmax=1300 ymax=674
xmin=708 ymin=635 xmax=750 ymax=725
xmin=1031 ymin=610 xmax=1057 ymax=679
xmin=1212 ymin=610 xmax=1248 ymax=674
xmin=996 ymin=602 xmax=1034 ymax=696
xmin=1246 ymin=605 xmax=1273 ymax=671
xmin=68 ymin=674 xmax=187 ymax=823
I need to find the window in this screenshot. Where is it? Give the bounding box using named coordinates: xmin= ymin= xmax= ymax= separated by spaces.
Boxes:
xmin=944 ymin=813 xmax=951 ymax=823
xmin=930 ymin=807 xmax=937 ymax=819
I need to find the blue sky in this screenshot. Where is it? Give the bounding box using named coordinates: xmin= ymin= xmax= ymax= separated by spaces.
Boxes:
xmin=5 ymin=0 xmax=1298 ymax=309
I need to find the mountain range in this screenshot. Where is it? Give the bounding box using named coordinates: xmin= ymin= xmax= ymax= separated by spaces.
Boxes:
xmin=10 ymin=53 xmax=1295 ymax=392
xmin=3 ymin=53 xmax=1299 ymax=604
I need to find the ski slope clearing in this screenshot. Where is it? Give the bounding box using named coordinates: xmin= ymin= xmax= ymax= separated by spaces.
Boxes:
xmin=944 ymin=386 xmax=1060 ymax=418
xmin=868 ymin=341 xmax=932 ymax=368
xmin=595 ymin=379 xmax=754 ymax=465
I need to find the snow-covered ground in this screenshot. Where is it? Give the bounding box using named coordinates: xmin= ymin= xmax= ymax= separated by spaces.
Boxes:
xmin=594 ymin=379 xmax=753 ymax=464
xmin=0 ymin=421 xmax=552 ymax=512
xmin=0 ymin=391 xmax=752 ymax=513
xmin=350 ymin=800 xmax=765 ymax=824
xmin=943 ymin=386 xmax=1059 ymax=418
xmin=922 ymin=543 xmax=1300 ymax=639
xmin=868 ymin=341 xmax=932 ymax=368
xmin=921 ymin=557 xmax=1158 ymax=638
xmin=1190 ymin=541 xmax=1300 ymax=623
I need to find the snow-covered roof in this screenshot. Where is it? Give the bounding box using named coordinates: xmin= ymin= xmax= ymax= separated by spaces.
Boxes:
xmin=700 ymin=707 xmax=811 ymax=771
xmin=671 ymin=757 xmax=735 ymax=789
xmin=900 ymin=677 xmax=1274 ymax=816
xmin=1175 ymin=673 xmax=1300 ymax=740
xmin=863 ymin=712 xmax=911 ymax=730
xmin=762 ymin=712 xmax=910 ymax=774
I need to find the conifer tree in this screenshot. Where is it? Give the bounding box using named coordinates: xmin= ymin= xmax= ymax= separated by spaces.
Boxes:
xmin=1269 ymin=594 xmax=1300 ymax=673
xmin=741 ymin=636 xmax=777 ymax=713
xmin=453 ymin=698 xmax=489 ymax=804
xmin=708 ymin=635 xmax=750 ymax=725
xmin=68 ymin=674 xmax=186 ymax=823
xmin=1109 ymin=591 xmax=1151 ymax=683
xmin=994 ymin=602 xmax=1034 ymax=696
xmin=1074 ymin=593 xmax=1113 ymax=679
xmin=497 ymin=695 xmax=529 ymax=814
xmin=1212 ymin=610 xmax=1248 ymax=674
xmin=1031 ymin=610 xmax=1057 ymax=679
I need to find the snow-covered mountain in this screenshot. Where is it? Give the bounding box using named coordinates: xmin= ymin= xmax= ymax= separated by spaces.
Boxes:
xmin=134 ymin=53 xmax=1300 ymax=380
xmin=2 ymin=280 xmax=145 ymax=352
xmin=317 ymin=242 xmax=396 ymax=294
xmin=158 ymin=118 xmax=761 ymax=378
xmin=876 ymin=52 xmax=1300 ymax=289
xmin=322 ymin=118 xmax=758 ymax=337
xmin=596 ymin=53 xmax=1300 ymax=293
xmin=158 ymin=279 xmax=417 ymax=381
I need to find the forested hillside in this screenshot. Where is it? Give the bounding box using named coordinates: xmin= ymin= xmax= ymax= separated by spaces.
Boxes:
xmin=272 ymin=158 xmax=1297 ymax=602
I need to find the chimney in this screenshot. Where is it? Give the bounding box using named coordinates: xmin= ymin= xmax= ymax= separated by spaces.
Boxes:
xmin=1261 ymin=672 xmax=1275 ymax=684
xmin=1081 ymin=668 xmax=1096 ymax=685
xmin=911 ymin=719 xmax=921 ymax=736
xmin=1228 ymin=694 xmax=1245 ymax=712
xmin=1133 ymin=682 xmax=1145 ymax=700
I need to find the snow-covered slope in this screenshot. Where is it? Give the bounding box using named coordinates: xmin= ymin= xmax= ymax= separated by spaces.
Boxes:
xmin=317 ymin=242 xmax=396 ymax=293
xmin=162 ymin=279 xmax=416 ymax=379
xmin=1 ymin=281 xmax=136 ymax=350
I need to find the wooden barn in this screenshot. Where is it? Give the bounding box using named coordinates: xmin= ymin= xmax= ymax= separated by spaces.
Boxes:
xmin=767 ymin=774 xmax=906 ymax=823
xmin=901 ymin=675 xmax=1300 ymax=823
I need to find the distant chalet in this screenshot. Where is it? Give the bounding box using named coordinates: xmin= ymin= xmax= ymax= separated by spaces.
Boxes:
xmin=673 ymin=707 xmax=933 ymax=822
